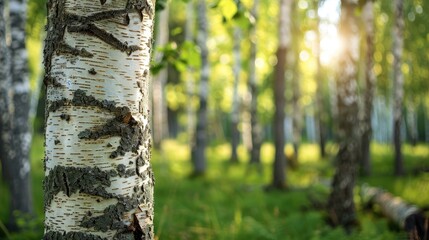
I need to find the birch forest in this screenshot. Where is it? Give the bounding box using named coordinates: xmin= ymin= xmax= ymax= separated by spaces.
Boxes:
xmin=0 ymin=0 xmax=428 ymax=239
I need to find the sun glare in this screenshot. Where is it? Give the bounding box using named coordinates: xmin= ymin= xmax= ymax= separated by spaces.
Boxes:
xmin=320 ymin=30 xmax=343 ymax=66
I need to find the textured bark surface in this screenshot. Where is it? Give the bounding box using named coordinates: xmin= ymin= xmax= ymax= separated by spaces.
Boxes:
xmin=230 ymin=27 xmax=241 ymax=163
xmin=361 ymin=185 xmax=428 ymax=240
xmin=43 ymin=0 xmax=155 ymax=238
xmin=360 ymin=0 xmax=376 ymax=176
xmin=327 ymin=0 xmax=360 ymax=230
xmin=392 ymin=0 xmax=405 ymax=176
xmin=248 ymin=0 xmax=262 ymax=166
xmin=152 ymin=6 xmax=169 ymax=149
xmin=271 ymin=0 xmax=292 ymax=189
xmin=191 ymin=0 xmax=209 ymax=175
xmin=8 ymin=0 xmax=34 ymax=230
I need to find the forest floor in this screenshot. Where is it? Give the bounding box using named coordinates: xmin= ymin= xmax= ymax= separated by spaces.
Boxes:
xmin=0 ymin=136 xmax=428 ymax=239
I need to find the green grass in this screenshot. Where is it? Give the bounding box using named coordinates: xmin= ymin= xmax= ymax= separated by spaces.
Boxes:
xmin=1 ymin=137 xmax=428 ymax=239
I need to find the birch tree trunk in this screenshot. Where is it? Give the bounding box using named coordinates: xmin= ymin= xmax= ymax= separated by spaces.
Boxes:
xmin=152 ymin=5 xmax=169 ymax=149
xmin=393 ymin=0 xmax=405 ymax=176
xmin=360 ymin=0 xmax=376 ymax=176
xmin=230 ymin=27 xmax=241 ymax=163
xmin=43 ymin=0 xmax=155 ymax=238
xmin=315 ymin=6 xmax=326 ymax=159
xmin=9 ymin=0 xmax=33 ymax=230
xmin=0 ymin=0 xmax=13 ymax=185
xmin=248 ymin=0 xmax=262 ymax=166
xmin=191 ymin=0 xmax=209 ymax=175
xmin=271 ymin=0 xmax=292 ymax=189
xmin=327 ymin=0 xmax=360 ymax=230
xmin=184 ymin=0 xmax=195 ymax=148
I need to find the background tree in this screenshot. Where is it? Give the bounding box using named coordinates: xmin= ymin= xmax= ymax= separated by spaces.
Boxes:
xmin=43 ymin=0 xmax=155 ymax=238
xmin=392 ymin=0 xmax=405 ymax=176
xmin=327 ymin=0 xmax=361 ymax=230
xmin=247 ymin=0 xmax=262 ymax=167
xmin=0 ymin=0 xmax=34 ymax=231
xmin=360 ymin=0 xmax=376 ymax=176
xmin=271 ymin=0 xmax=292 ymax=189
xmin=230 ymin=25 xmax=241 ymax=163
xmin=152 ymin=4 xmax=170 ymax=149
xmin=192 ymin=0 xmax=209 ymax=175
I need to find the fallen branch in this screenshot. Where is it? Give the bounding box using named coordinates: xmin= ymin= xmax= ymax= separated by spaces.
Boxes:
xmin=360 ymin=184 xmax=428 ymax=240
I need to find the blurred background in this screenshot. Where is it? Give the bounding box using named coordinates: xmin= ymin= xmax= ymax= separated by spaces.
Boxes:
xmin=0 ymin=0 xmax=428 ymax=239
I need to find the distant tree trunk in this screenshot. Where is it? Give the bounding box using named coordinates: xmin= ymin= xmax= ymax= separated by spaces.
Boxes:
xmin=43 ymin=0 xmax=155 ymax=238
xmin=8 ymin=0 xmax=33 ymax=230
xmin=153 ymin=5 xmax=169 ymax=149
xmin=327 ymin=0 xmax=360 ymax=230
xmin=291 ymin=0 xmax=301 ymax=163
xmin=315 ymin=8 xmax=326 ymax=159
xmin=271 ymin=0 xmax=292 ymax=189
xmin=184 ymin=0 xmax=195 ymax=147
xmin=360 ymin=0 xmax=376 ymax=176
xmin=392 ymin=0 xmax=405 ymax=176
xmin=230 ymin=27 xmax=241 ymax=163
xmin=248 ymin=0 xmax=262 ymax=166
xmin=192 ymin=0 xmax=209 ymax=175
xmin=0 ymin=0 xmax=13 ymax=184
xmin=405 ymin=103 xmax=418 ymax=146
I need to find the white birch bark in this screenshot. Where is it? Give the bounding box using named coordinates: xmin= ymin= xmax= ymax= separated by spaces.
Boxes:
xmin=152 ymin=5 xmax=169 ymax=148
xmin=191 ymin=0 xmax=209 ymax=175
xmin=0 ymin=0 xmax=14 ymax=184
xmin=43 ymin=0 xmax=155 ymax=238
xmin=392 ymin=0 xmax=405 ymax=176
xmin=230 ymin=26 xmax=241 ymax=163
xmin=9 ymin=0 xmax=34 ymax=229
xmin=184 ymin=0 xmax=195 ymax=147
xmin=248 ymin=0 xmax=262 ymax=166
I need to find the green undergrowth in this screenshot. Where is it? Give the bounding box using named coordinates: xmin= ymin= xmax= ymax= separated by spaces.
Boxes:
xmin=0 ymin=137 xmax=428 ymax=239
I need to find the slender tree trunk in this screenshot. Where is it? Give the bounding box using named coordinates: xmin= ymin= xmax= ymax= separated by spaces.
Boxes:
xmin=230 ymin=27 xmax=241 ymax=163
xmin=291 ymin=1 xmax=301 ymax=163
xmin=191 ymin=0 xmax=209 ymax=175
xmin=315 ymin=10 xmax=326 ymax=159
xmin=0 ymin=0 xmax=13 ymax=184
xmin=360 ymin=0 xmax=376 ymax=176
xmin=327 ymin=0 xmax=360 ymax=230
xmin=8 ymin=0 xmax=34 ymax=230
xmin=248 ymin=0 xmax=262 ymax=166
xmin=393 ymin=0 xmax=405 ymax=176
xmin=43 ymin=0 xmax=155 ymax=238
xmin=152 ymin=5 xmax=169 ymax=149
xmin=271 ymin=0 xmax=292 ymax=189
xmin=184 ymin=0 xmax=195 ymax=148
xmin=406 ymin=103 xmax=418 ymax=146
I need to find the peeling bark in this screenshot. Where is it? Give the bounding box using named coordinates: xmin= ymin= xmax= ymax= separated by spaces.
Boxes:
xmin=392 ymin=0 xmax=405 ymax=176
xmin=327 ymin=0 xmax=360 ymax=230
xmin=191 ymin=0 xmax=209 ymax=175
xmin=360 ymin=0 xmax=376 ymax=176
xmin=43 ymin=0 xmax=155 ymax=238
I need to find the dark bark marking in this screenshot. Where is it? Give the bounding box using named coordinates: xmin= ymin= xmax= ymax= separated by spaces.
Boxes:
xmin=57 ymin=41 xmax=94 ymax=58
xmin=44 ymin=165 xmax=116 ymax=208
xmin=44 ymin=231 xmax=106 ymax=240
xmin=54 ymin=139 xmax=60 ymax=145
xmin=67 ymin=23 xmax=141 ymax=56
xmin=116 ymin=164 xmax=135 ymax=177
xmin=60 ymin=113 xmax=71 ymax=121
xmin=44 ymin=76 xmax=64 ymax=88
xmin=100 ymin=0 xmax=106 ymax=5
xmin=88 ymin=68 xmax=97 ymax=75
